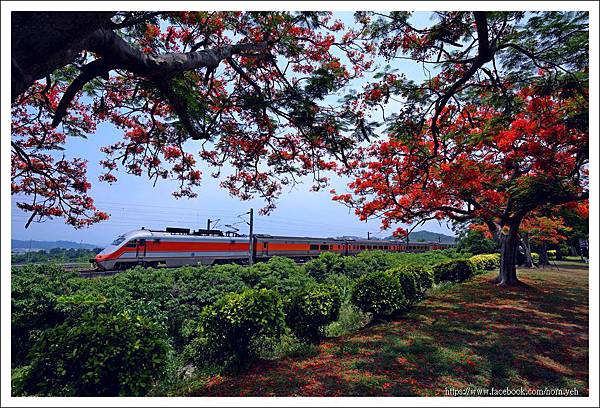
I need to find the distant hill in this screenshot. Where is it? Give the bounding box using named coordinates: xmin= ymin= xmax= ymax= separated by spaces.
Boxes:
xmin=11 ymin=239 xmax=101 ymax=252
xmin=407 ymin=230 xmax=455 ymax=243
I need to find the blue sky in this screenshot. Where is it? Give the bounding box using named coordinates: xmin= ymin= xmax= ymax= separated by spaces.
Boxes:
xmin=11 ymin=11 xmax=455 ymax=246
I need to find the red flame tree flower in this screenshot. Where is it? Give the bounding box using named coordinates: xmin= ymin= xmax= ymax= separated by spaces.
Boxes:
xmin=11 ymin=11 xmax=374 ymax=227
xmin=333 ymin=11 xmax=588 ymax=285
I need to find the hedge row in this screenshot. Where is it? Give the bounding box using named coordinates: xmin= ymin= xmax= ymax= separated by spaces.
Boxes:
xmin=350 ymin=257 xmax=488 ymax=318
xmin=432 ymin=259 xmax=477 ymax=283
xmin=469 ymin=253 xmax=501 ymax=272
xmin=11 ymin=249 xmax=466 ymax=396
xmin=351 ymin=263 xmax=434 ymax=318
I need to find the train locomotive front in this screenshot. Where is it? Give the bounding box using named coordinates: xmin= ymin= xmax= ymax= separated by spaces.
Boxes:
xmin=93 ymin=227 xmax=250 ymax=270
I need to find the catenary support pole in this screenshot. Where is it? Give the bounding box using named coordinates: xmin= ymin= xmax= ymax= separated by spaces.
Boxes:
xmin=248 ymin=208 xmax=254 ymax=266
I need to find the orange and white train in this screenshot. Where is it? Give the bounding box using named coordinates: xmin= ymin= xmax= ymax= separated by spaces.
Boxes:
xmin=93 ymin=227 xmax=452 ymax=271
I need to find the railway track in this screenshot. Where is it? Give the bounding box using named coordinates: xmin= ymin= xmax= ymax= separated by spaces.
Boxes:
xmin=12 ymin=262 xmax=122 ymax=278
xmin=12 ymin=262 xmax=91 ymax=271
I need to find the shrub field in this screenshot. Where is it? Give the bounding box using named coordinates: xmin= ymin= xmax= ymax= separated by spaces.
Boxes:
xmin=12 ymin=249 xmax=504 ymax=396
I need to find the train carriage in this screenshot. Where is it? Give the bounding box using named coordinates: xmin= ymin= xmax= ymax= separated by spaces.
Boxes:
xmin=93 ymin=227 xmax=453 ymax=271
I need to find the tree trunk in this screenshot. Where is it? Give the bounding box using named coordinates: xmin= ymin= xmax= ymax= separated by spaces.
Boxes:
xmin=520 ymin=233 xmax=535 ymax=268
xmin=539 ymin=241 xmax=549 ymax=267
xmin=494 ymin=217 xmax=522 ymax=286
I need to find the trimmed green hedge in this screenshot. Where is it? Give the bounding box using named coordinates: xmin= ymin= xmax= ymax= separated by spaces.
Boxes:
xmin=469 ymin=253 xmax=500 ymax=272
xmin=432 ymin=259 xmax=477 ymax=283
xmin=390 ymin=267 xmax=418 ymax=305
xmin=389 ymin=264 xmax=433 ymax=300
xmin=198 ymin=289 xmax=285 ymax=364
xmin=21 ymin=310 xmax=170 ymax=396
xmin=285 ymin=283 xmax=342 ymax=342
xmin=351 ymin=271 xmax=405 ymax=317
xmin=304 ymin=252 xmax=345 ymax=282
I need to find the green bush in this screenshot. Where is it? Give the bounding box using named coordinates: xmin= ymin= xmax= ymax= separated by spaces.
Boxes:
xmin=197 ymin=289 xmax=285 ymax=365
xmin=547 ymin=250 xmax=557 ymax=260
xmin=11 ymin=365 xmax=30 ymax=396
xmin=285 ymin=284 xmax=342 ymax=342
xmin=351 ymin=271 xmax=405 ymax=318
xmin=352 ymin=250 xmax=398 ymax=274
xmin=250 ymin=257 xmax=315 ymax=297
xmin=389 ymin=264 xmax=433 ymax=299
xmin=432 ymin=259 xmax=476 ymax=283
xmin=11 ymin=264 xmax=78 ymax=367
xmin=469 ymin=253 xmax=501 ymax=272
xmin=323 ymin=273 xmax=354 ymax=303
xmin=456 ymin=229 xmax=499 ymax=255
xmin=164 ymin=265 xmax=249 ymax=348
xmin=531 ymin=252 xmax=540 ymax=265
xmin=390 ymin=268 xmax=418 ymax=305
xmin=22 ymin=311 xmax=170 ymax=396
xmin=325 ymin=303 xmax=370 ymax=337
xmin=340 ymin=255 xmax=370 ymax=279
xmin=304 ymin=252 xmax=345 ymax=281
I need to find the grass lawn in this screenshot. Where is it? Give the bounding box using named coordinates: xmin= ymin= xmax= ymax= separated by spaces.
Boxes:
xmin=188 ymin=265 xmax=589 ymax=397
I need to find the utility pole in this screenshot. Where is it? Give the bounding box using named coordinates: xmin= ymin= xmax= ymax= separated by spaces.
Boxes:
xmin=246 ymin=208 xmax=254 ymax=266
xmin=367 ymin=231 xmax=371 ymax=240
xmin=207 ymin=219 xmax=211 ymax=231
xmin=248 ymin=208 xmax=254 ymax=266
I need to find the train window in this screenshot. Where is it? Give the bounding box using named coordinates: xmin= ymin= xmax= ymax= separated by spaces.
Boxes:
xmin=360 ymin=245 xmax=365 ymax=250
xmin=310 ymin=244 xmax=319 ymax=250
xmin=263 ymin=242 xmax=268 ymax=249
xmin=111 ymin=235 xmax=125 ymax=245
xmin=320 ymin=244 xmax=329 ymax=250
xmin=126 ymin=242 xmax=137 ymax=248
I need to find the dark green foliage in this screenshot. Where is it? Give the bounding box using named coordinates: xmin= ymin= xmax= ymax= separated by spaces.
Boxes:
xmin=389 ymin=264 xmax=433 ymax=300
xmin=413 ymin=266 xmax=434 ymax=295
xmin=250 ymin=257 xmax=315 ymax=297
xmin=11 ymin=265 xmax=78 ymax=367
xmin=432 ymin=259 xmax=477 ymax=283
xmin=323 ymin=273 xmax=354 ymax=303
xmin=284 ymin=284 xmax=342 ymax=342
xmin=197 ymin=289 xmax=286 ymax=366
xmin=303 ymin=249 xmax=460 ymax=282
xmin=352 ymin=250 xmax=397 ymax=274
xmin=22 ymin=311 xmax=170 ymax=396
xmin=340 ymin=255 xmax=370 ymax=279
xmin=351 ymin=271 xmax=405 ymax=318
xmin=456 ymin=230 xmax=499 ymax=255
xmin=164 ymin=265 xmax=249 ymax=348
xmin=390 ymin=268 xmax=418 ymax=305
xmin=304 ymin=252 xmax=345 ymax=281
xmin=11 ymin=250 xmax=467 ymax=395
